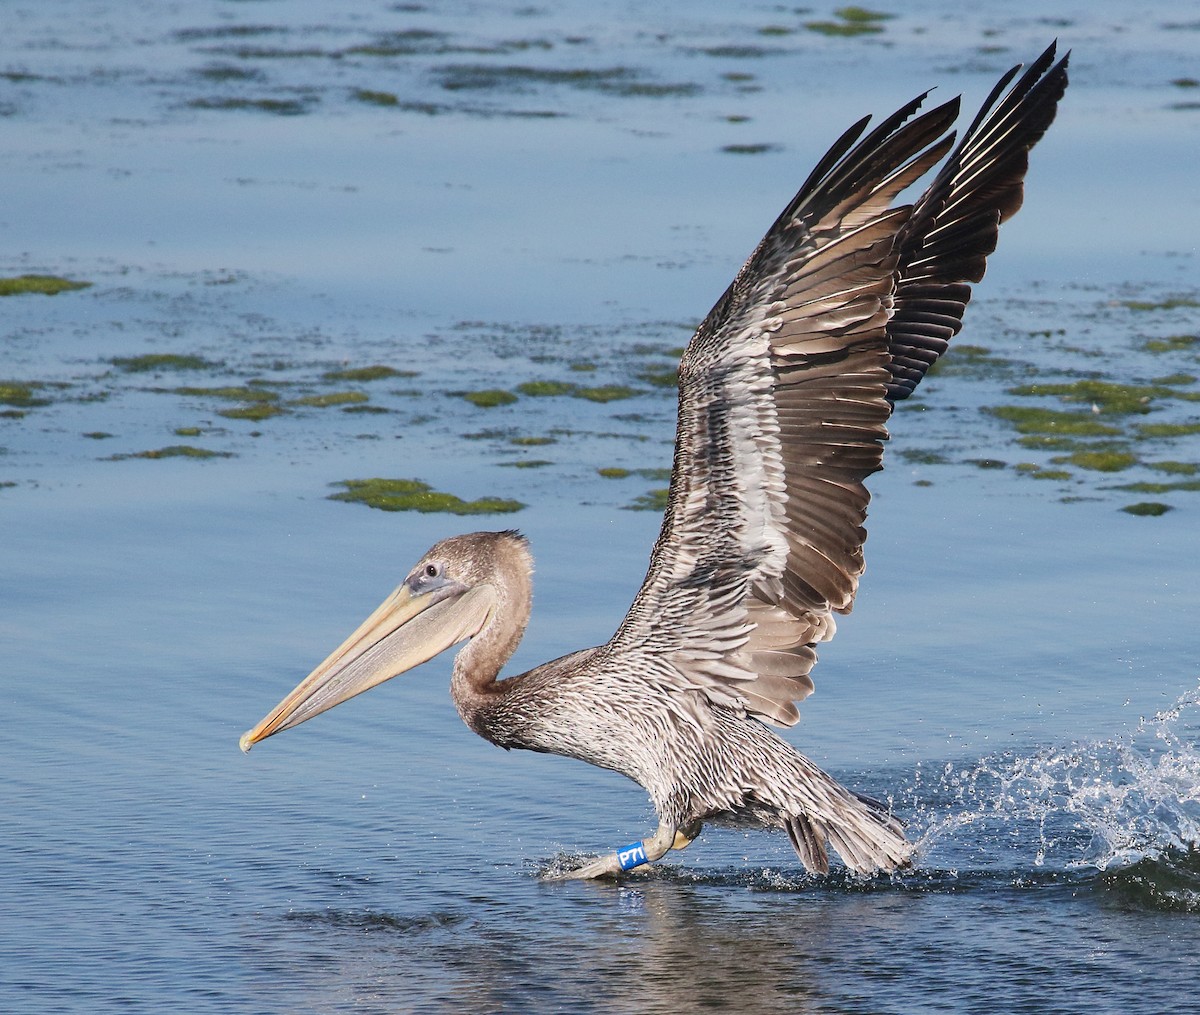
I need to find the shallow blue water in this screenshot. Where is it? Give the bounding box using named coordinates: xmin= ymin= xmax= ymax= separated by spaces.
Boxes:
xmin=3 ymin=2 xmax=1200 ymax=1012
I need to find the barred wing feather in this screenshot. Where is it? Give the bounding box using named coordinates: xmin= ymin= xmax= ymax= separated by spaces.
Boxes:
xmin=609 ymin=45 xmax=1069 ymax=727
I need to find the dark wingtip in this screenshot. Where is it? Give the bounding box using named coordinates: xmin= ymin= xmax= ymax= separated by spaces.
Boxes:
xmin=883 ymin=43 xmax=1070 ymax=403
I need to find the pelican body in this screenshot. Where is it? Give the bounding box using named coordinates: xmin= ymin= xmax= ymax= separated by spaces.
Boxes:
xmin=242 ymin=46 xmax=1069 ymax=878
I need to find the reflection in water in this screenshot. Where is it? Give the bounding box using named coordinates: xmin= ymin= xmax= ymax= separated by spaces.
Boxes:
xmin=239 ymin=860 xmax=1197 ymax=1014
xmin=242 ymin=879 xmax=877 ymax=1013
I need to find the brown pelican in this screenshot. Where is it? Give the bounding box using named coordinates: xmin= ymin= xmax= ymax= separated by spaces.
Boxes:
xmin=242 ymin=45 xmax=1069 ymax=878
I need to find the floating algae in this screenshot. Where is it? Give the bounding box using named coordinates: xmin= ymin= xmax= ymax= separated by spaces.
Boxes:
xmin=1147 ymin=461 xmax=1199 ymax=475
xmin=805 ymin=6 xmax=893 ymax=37
xmin=194 ymin=64 xmax=266 ymax=83
xmin=173 ymin=25 xmax=288 ymax=42
xmin=984 ymin=405 xmax=1121 ymax=436
xmin=0 ymin=274 xmax=91 ymax=297
xmin=169 ymin=384 xmax=287 ymax=420
xmin=204 ymin=44 xmax=329 ymax=60
xmin=953 ymin=303 xmax=1200 ymax=509
xmin=433 ymin=64 xmax=698 ymax=98
xmin=329 ymin=478 xmax=523 ymax=515
xmin=1110 ymin=479 xmax=1200 ymax=494
xmin=1051 ymin=449 xmax=1138 ymax=473
xmin=220 ymin=403 xmax=287 ymax=421
xmin=110 ymin=445 xmax=233 ymax=460
xmin=928 ymin=343 xmax=1024 ymax=383
xmin=342 ymin=28 xmax=451 ymax=57
xmin=322 ymin=365 xmax=414 ymax=382
xmin=511 ymin=380 xmax=645 ymax=402
xmin=1136 ymin=422 xmax=1200 ymax=439
xmin=461 ymin=389 xmax=518 ymax=407
xmin=598 ymin=466 xmax=671 ymax=482
xmin=1015 ymin=464 xmax=1074 ymax=481
xmin=573 ymin=384 xmax=638 ymax=403
xmin=112 ymin=354 xmax=218 ymax=372
xmin=517 ymin=380 xmax=577 ymax=397
xmin=1008 ymin=379 xmax=1193 ymax=414
xmin=189 ymin=97 xmax=314 ymax=115
xmin=290 ymin=390 xmax=368 ymax=408
xmin=1122 ymin=502 xmax=1174 ymax=516
xmin=352 ymin=89 xmax=400 ymax=107
xmin=625 ymin=488 xmax=670 ymax=512
xmin=0 ymin=381 xmax=51 ymax=409
xmin=1142 ymin=335 xmax=1198 ymax=354
xmin=1122 ymin=297 xmax=1200 ymax=312
xmin=721 ymin=143 xmax=780 ymax=155
xmin=897 ymin=448 xmax=949 ymax=465
xmin=462 ymin=428 xmax=511 ymax=441
xmin=633 ymin=364 xmax=681 ymax=388
xmin=173 ymin=384 xmax=278 ymax=402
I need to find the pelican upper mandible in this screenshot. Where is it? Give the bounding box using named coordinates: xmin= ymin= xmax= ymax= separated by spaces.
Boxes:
xmin=241 ymin=44 xmax=1069 ymax=879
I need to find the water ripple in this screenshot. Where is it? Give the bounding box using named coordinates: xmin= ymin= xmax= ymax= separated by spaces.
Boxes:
xmin=282 ymin=907 xmax=471 ymax=934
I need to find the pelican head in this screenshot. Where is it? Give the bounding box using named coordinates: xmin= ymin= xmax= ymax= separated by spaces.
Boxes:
xmin=239 ymin=530 xmax=531 ymax=752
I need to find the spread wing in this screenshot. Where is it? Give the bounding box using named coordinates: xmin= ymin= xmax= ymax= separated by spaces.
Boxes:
xmin=608 ymin=44 xmax=1069 ymax=726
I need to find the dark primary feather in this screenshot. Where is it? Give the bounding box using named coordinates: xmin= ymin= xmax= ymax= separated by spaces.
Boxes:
xmin=610 ymin=44 xmax=1069 ymax=729
xmin=887 ymin=42 xmax=1070 ymax=401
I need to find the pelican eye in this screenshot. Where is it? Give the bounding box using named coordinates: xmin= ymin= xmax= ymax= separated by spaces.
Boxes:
xmin=405 ymin=560 xmax=449 ymax=594
xmin=409 ymin=560 xmax=448 ymax=588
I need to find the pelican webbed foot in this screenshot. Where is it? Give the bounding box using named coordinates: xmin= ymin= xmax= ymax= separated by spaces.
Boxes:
xmin=547 ymin=821 xmax=701 ymax=880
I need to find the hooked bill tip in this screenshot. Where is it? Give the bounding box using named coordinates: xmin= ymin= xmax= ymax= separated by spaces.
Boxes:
xmin=239 ymin=729 xmax=256 ymax=754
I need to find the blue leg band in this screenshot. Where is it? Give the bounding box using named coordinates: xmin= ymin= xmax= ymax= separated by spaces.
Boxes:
xmin=617 ymin=841 xmax=648 ymax=871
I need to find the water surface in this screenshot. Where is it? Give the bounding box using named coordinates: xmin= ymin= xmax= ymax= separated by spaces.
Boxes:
xmin=3 ymin=2 xmax=1199 ymax=1012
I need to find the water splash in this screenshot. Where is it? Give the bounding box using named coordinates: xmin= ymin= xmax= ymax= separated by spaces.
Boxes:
xmin=906 ymin=681 xmax=1200 ymax=907
xmin=536 ymin=685 xmax=1200 ymax=908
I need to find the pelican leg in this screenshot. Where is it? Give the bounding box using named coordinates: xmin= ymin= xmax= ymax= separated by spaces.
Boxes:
xmin=551 ymin=822 xmax=674 ymax=880
xmin=550 ymin=821 xmax=695 ymax=881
